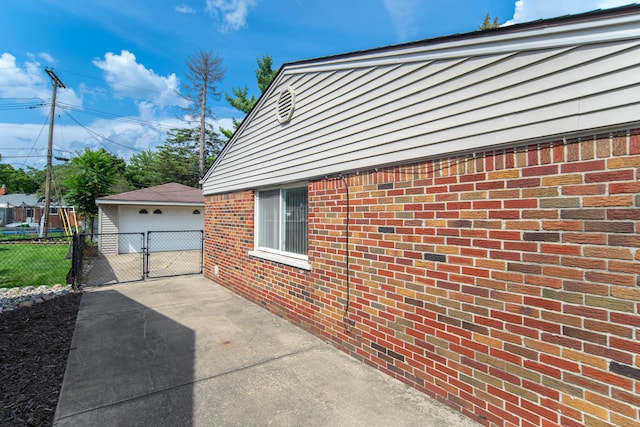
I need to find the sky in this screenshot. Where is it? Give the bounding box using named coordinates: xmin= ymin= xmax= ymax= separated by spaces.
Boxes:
xmin=0 ymin=0 xmax=638 ymax=170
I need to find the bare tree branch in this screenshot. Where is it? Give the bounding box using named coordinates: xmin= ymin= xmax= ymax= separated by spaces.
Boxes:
xmin=182 ymin=50 xmax=225 ymax=179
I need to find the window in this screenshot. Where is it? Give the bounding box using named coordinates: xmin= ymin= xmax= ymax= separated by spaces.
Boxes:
xmin=192 ymin=209 xmax=201 ymax=215
xmin=139 ymin=209 xmax=148 ymax=214
xmin=49 ymin=207 xmax=59 ymax=215
xmin=153 ymin=209 xmax=162 ymax=214
xmin=252 ymin=185 xmax=309 ymax=269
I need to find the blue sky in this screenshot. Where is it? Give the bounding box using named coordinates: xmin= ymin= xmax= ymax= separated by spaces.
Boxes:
xmin=0 ymin=0 xmax=637 ymax=169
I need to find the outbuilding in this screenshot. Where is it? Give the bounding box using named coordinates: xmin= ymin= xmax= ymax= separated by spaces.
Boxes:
xmin=201 ymin=6 xmax=640 ymax=426
xmin=96 ymin=182 xmax=204 ymax=253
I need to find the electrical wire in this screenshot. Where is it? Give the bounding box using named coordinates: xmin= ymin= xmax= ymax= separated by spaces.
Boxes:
xmin=55 ymin=68 xmax=182 ymax=100
xmin=0 ymin=98 xmax=47 ymax=111
xmin=20 ymin=114 xmax=50 ymax=168
xmin=339 ymin=174 xmax=353 ymax=333
xmin=60 ymin=109 xmax=144 ymax=153
xmin=57 ymin=102 xmax=176 ymax=132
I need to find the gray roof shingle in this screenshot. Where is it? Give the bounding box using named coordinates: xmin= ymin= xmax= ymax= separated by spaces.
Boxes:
xmin=97 ymin=183 xmax=204 ymax=205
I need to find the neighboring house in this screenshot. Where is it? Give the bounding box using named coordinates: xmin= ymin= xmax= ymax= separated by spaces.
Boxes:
xmin=0 ymin=193 xmax=73 ymax=229
xmin=201 ymin=6 xmax=640 ymax=427
xmin=95 ymin=182 xmax=204 ymax=253
xmin=0 ymin=194 xmax=38 ymax=227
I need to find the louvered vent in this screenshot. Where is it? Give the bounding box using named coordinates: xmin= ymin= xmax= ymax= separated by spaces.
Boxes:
xmin=277 ymin=87 xmax=296 ymax=124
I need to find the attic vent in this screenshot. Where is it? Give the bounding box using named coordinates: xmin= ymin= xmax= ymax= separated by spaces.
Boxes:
xmin=276 ymin=86 xmax=296 ymax=124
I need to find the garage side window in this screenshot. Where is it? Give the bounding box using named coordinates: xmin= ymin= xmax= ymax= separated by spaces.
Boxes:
xmin=256 ymin=186 xmax=308 ymax=256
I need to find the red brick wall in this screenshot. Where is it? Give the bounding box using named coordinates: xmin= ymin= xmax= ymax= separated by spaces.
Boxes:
xmin=205 ymin=129 xmax=640 ymax=427
xmin=11 ymin=207 xmax=71 ymax=229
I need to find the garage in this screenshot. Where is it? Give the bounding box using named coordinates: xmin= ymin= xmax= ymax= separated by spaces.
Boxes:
xmin=96 ymin=183 xmax=204 ymax=254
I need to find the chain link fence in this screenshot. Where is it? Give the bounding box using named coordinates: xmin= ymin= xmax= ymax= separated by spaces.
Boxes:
xmin=0 ymin=230 xmax=203 ymax=289
xmin=73 ymin=230 xmax=203 ymax=286
xmin=76 ymin=233 xmax=145 ymax=286
xmin=147 ymin=230 xmax=203 ymax=278
xmin=0 ymin=236 xmax=73 ymax=289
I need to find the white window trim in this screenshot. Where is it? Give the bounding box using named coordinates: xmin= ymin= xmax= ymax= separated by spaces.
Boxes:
xmin=249 ymin=249 xmax=311 ymax=270
xmin=252 ymin=183 xmax=310 ymax=270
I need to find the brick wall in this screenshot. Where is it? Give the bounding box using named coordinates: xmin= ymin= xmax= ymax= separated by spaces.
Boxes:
xmin=204 ymin=129 xmax=640 ymax=427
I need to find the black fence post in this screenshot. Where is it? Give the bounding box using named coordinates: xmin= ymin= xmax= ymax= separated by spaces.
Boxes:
xmin=144 ymin=232 xmax=150 ymax=280
xmin=70 ymin=232 xmax=85 ymax=290
xmin=199 ymin=230 xmax=204 ymax=274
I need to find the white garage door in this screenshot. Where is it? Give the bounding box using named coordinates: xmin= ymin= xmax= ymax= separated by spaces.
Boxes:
xmin=117 ymin=206 xmax=204 ymax=253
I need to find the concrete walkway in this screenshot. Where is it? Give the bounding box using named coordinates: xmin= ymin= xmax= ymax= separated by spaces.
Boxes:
xmin=54 ymin=276 xmax=480 ymax=426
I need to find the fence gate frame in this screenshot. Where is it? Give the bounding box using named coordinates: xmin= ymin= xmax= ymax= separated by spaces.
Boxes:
xmin=145 ymin=230 xmax=204 ymax=279
xmin=72 ymin=230 xmax=204 ymax=286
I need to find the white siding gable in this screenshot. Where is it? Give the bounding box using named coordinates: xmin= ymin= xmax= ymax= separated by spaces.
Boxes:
xmin=203 ymin=9 xmax=640 ymax=195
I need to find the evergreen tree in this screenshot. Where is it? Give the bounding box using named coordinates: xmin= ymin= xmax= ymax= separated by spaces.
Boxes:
xmin=479 ymin=14 xmax=501 ymax=30
xmin=221 ymin=55 xmax=278 ymax=139
xmin=159 ymin=126 xmax=224 ymax=187
xmin=126 ymin=150 xmax=161 ymax=189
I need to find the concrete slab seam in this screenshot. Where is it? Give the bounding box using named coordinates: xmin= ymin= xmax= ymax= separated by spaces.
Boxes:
xmin=54 ymin=343 xmax=327 ymax=423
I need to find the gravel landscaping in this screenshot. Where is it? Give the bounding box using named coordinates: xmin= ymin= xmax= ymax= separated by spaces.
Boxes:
xmin=0 ymin=289 xmax=81 ymax=426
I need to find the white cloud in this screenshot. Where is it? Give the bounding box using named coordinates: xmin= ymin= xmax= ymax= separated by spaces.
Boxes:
xmin=0 ymin=53 xmax=47 ymax=100
xmin=56 ymin=114 xmax=229 ymax=162
xmin=0 ymin=108 xmax=234 ymax=168
xmin=0 ymin=52 xmax=81 ymax=109
xmin=382 ymin=0 xmax=421 ymax=42
xmin=505 ymin=0 xmax=638 ymax=25
xmin=93 ymin=50 xmax=185 ymax=108
xmin=38 ymin=52 xmax=55 ymax=64
xmin=175 ymin=4 xmax=196 ymax=14
xmin=0 ymin=52 xmax=234 ymax=169
xmin=206 ymin=0 xmax=257 ymax=32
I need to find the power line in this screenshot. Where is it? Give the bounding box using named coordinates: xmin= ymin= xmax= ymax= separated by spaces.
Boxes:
xmin=21 ymin=114 xmax=50 ymax=168
xmin=1 ymin=65 xmax=184 ymax=102
xmin=2 ymin=154 xmax=49 ymax=159
xmin=57 ymin=102 xmax=176 ymax=132
xmin=57 ymin=68 xmax=182 ymax=98
xmin=41 ymin=67 xmax=66 ymax=237
xmin=0 ymin=99 xmax=178 ymax=132
xmin=0 ymin=101 xmax=47 ymax=111
xmin=61 ymin=109 xmax=144 ymax=153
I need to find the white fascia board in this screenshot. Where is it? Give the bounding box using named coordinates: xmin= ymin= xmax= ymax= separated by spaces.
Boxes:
xmin=95 ymin=200 xmax=204 ymax=207
xmin=285 ymin=15 xmax=640 ymax=74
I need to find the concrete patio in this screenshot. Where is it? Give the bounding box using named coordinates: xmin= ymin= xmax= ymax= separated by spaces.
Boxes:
xmin=54 ymin=275 xmax=480 ymax=426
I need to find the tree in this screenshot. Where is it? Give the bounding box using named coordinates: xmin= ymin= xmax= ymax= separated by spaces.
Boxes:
xmin=64 ymin=148 xmax=125 ymax=235
xmin=0 ymin=164 xmax=39 ymax=194
xmin=221 ymin=55 xmax=278 ymax=139
xmin=182 ymin=50 xmax=226 ymax=179
xmin=30 ymin=163 xmax=70 ymax=197
xmin=155 ymin=126 xmax=224 ymax=187
xmin=479 ymin=14 xmax=501 ymax=30
xmin=110 ymin=174 xmax=135 ymax=194
xmin=125 ymin=150 xmax=161 ymax=189
xmin=256 ymin=55 xmax=278 ymax=93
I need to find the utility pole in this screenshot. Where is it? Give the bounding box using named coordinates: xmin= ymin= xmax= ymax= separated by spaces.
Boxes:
xmin=40 ymin=68 xmax=66 ymax=238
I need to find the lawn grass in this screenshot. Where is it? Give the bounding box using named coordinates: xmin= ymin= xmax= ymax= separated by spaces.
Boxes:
xmin=0 ymin=242 xmax=72 ymax=288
